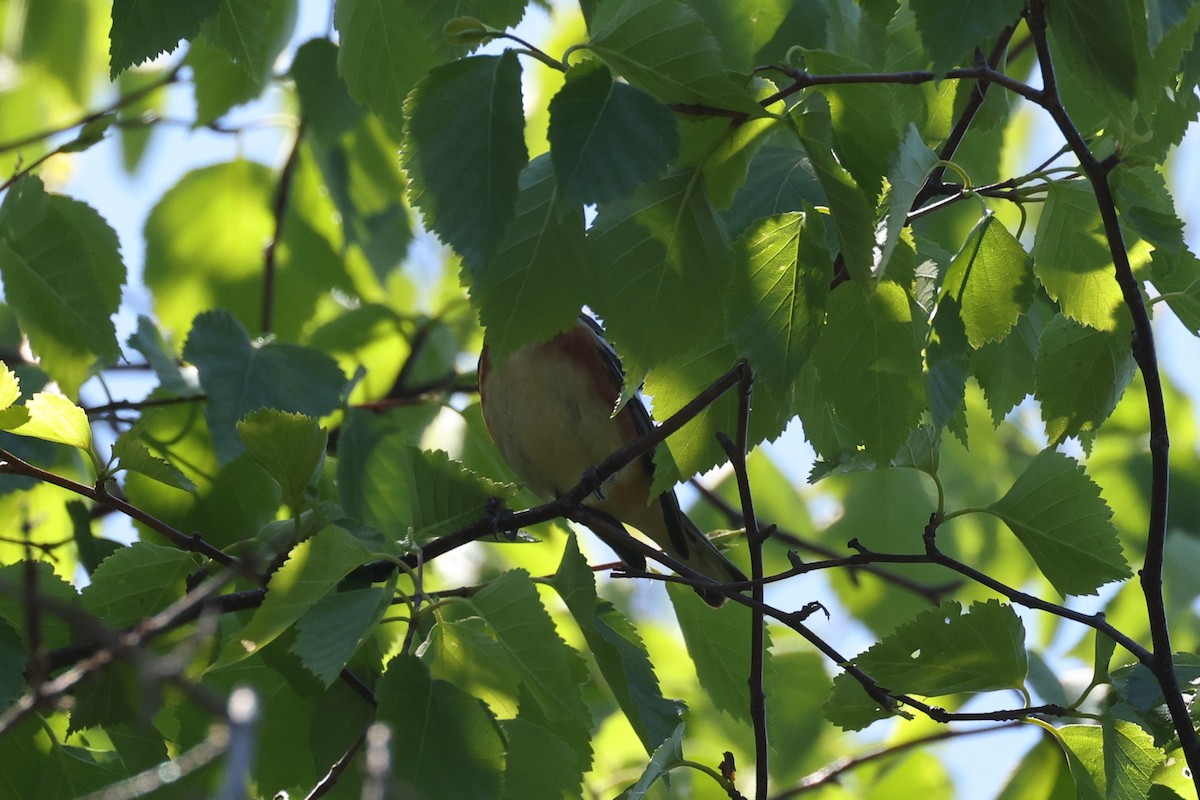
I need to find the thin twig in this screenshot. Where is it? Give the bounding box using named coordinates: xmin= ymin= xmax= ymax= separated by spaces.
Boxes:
xmin=691 ymin=480 xmax=960 ymax=604
xmin=771 ymin=722 xmax=1023 ymax=798
xmin=717 ymin=366 xmax=770 ymax=799
xmin=0 ymin=62 xmax=182 ymax=155
xmin=0 ymin=449 xmax=248 ymax=576
xmin=261 ymin=120 xmax=307 ymax=336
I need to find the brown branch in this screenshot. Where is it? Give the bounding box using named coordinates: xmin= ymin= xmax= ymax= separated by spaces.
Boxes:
xmin=690 ymin=480 xmax=961 ymax=604
xmin=1021 ymin=0 xmax=1197 ymax=782
xmin=261 ymin=120 xmax=307 ymax=336
xmin=84 ymin=394 xmax=205 ymax=418
xmin=716 ymin=367 xmax=770 ymax=799
xmin=913 ymin=26 xmax=1019 ymax=207
xmin=0 ymin=449 xmax=248 ymax=577
xmin=0 ymin=62 xmax=182 ymax=155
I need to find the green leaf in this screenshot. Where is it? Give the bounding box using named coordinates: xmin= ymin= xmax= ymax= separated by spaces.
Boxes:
xmin=0 ymin=365 xmax=18 ymax=411
xmin=1110 ymin=165 xmax=1187 ymax=256
xmin=294 ymin=41 xmax=411 ymax=281
xmin=585 ymin=0 xmax=762 ymax=116
xmin=335 ymin=0 xmax=528 ymax=132
xmin=0 ymin=177 xmax=124 ymax=395
xmin=723 ymin=145 xmax=824 ymax=238
xmin=116 ymin=67 xmax=169 ymax=173
xmin=995 ymin=737 xmax=1075 ymax=800
xmin=588 ymin=170 xmax=734 ymax=385
xmin=617 ymin=723 xmax=686 ymax=799
xmin=211 ymin=526 xmax=371 ymax=669
xmin=80 ymin=542 xmax=194 ymax=629
xmin=551 ymin=534 xmax=683 ymax=754
xmin=794 ymin=99 xmax=876 ymax=282
xmin=186 ymin=36 xmax=261 ymax=124
xmin=910 ymin=0 xmax=1023 ymax=73
xmin=126 ymin=315 xmax=197 ymax=397
xmin=1147 ymin=248 xmax=1200 ymax=336
xmin=812 ymin=281 xmax=927 ymax=462
xmin=876 ymin=125 xmax=938 ymax=280
xmin=290 ymin=38 xmax=365 ymax=144
xmin=943 ymin=213 xmax=1034 ymax=348
xmin=472 ymin=155 xmax=590 ymax=362
xmin=291 ymin=578 xmax=394 ymax=685
xmin=0 ymin=619 xmax=27 ymax=712
xmin=1110 ymin=654 xmax=1200 ymax=745
xmin=802 ymin=49 xmax=902 ymax=202
xmin=971 ymin=303 xmax=1047 ymax=425
xmin=0 ymin=563 xmax=82 ymax=651
xmin=420 ymin=617 xmax=521 ymax=719
xmin=237 ymin=409 xmax=326 ymax=510
xmin=444 ymin=16 xmax=500 ymax=48
xmin=666 ymin=580 xmax=762 ymax=726
xmin=853 ymin=599 xmax=1027 ymax=695
xmin=927 ymin=294 xmax=970 ymax=439
xmin=1034 ymin=314 xmax=1136 ymax=444
xmin=182 ymin=310 xmax=347 ymax=464
xmin=501 ymin=718 xmax=585 ymax=800
xmin=402 ymin=446 xmax=517 ymax=541
xmin=377 ymin=655 xmax=506 ymax=800
xmin=339 ymin=408 xmax=515 ymax=543
xmin=112 ymin=425 xmax=197 ymax=491
xmin=727 ymin=210 xmax=830 ymax=389
xmin=987 ymin=448 xmax=1131 ymax=596
xmin=645 ymin=340 xmax=792 ymax=494
xmin=403 ymin=52 xmax=528 ymax=269
xmin=548 ymin=62 xmax=679 ymax=206
xmin=334 ymin=0 xmax=445 ymax=133
xmin=199 ymin=0 xmax=296 ymax=85
xmin=1033 ymin=181 xmax=1127 ymax=332
xmin=1045 ymin=0 xmax=1139 ymax=103
xmin=109 ymin=0 xmax=220 ymax=76
xmin=143 ymin=161 xmax=273 ymax=336
xmin=469 ymin=570 xmax=593 ymax=772
xmin=676 ymin=75 xmax=783 ymax=210
xmin=1059 ymin=721 xmax=1163 ymax=800
xmin=0 ymin=392 xmax=92 ymax=452
xmin=684 ymin=0 xmax=792 ymax=71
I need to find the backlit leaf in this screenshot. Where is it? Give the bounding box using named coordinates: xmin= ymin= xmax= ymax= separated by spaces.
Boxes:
xmin=988 ymin=448 xmax=1130 ymax=596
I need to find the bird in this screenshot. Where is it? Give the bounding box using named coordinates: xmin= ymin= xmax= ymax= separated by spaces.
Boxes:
xmin=477 ymin=314 xmax=746 ymax=607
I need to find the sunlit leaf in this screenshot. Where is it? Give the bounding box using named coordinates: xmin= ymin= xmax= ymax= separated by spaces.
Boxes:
xmin=0 ymin=392 xmax=91 ymax=452
xmin=944 ymin=213 xmax=1034 ymax=348
xmin=1033 ymin=181 xmax=1127 ymax=332
xmin=587 ymin=170 xmax=734 ymax=386
xmin=237 ymin=409 xmax=326 ymax=510
xmin=211 ymin=526 xmax=372 ymax=669
xmin=987 ymin=448 xmax=1131 ymax=596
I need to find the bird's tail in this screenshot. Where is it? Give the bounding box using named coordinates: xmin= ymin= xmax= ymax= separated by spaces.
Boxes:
xmin=669 ymin=508 xmax=747 ymax=608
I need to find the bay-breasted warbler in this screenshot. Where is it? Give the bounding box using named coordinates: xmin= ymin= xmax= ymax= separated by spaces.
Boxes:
xmin=478 ymin=315 xmax=746 ymax=606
